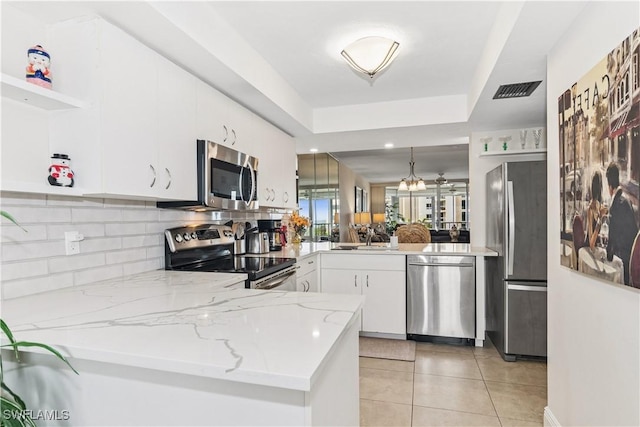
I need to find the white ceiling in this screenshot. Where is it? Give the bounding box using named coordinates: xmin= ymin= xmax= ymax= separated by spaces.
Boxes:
xmin=9 ymin=1 xmax=588 ymax=184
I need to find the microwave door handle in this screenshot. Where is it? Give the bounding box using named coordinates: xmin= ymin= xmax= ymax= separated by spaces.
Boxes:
xmin=247 ymin=162 xmax=256 ymax=206
xmin=238 ymin=166 xmax=245 ymax=203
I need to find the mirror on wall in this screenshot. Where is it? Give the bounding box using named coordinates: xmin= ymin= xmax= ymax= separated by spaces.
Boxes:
xmin=297 ymin=153 xmax=340 ymax=242
xmin=384 ymin=181 xmax=470 ymax=231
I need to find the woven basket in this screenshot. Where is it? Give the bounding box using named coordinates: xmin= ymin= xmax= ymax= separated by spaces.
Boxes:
xmin=396 ymin=223 xmax=431 ymax=243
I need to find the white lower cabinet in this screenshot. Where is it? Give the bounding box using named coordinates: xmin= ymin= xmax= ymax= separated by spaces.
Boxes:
xmin=296 ymin=255 xmax=319 ymax=292
xmin=321 ymin=254 xmax=406 ymax=335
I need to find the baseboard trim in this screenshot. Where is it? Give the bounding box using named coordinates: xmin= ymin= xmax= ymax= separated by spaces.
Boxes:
xmin=544 ymin=406 xmax=561 ymax=427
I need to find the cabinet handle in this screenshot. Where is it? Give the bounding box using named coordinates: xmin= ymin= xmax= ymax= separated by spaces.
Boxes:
xmin=305 ymin=281 xmax=310 ymax=292
xmin=231 ymin=129 xmax=237 ymax=145
xmin=165 ymin=168 xmax=172 ymax=189
xmin=283 ymin=192 xmax=289 ymax=203
xmin=223 ymin=125 xmax=228 ymax=143
xmin=366 ymin=275 xmax=369 ymax=287
xmin=308 ymin=260 xmax=314 ymax=264
xmin=271 ymin=189 xmax=276 ymax=200
xmin=149 ymin=164 xmax=156 ymax=188
xmin=354 ymin=275 xmax=358 ymax=287
xmin=265 ymin=188 xmax=271 ymax=201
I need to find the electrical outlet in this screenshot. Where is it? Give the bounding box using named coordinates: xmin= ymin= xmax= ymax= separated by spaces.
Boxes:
xmin=65 ymin=231 xmax=84 ymax=255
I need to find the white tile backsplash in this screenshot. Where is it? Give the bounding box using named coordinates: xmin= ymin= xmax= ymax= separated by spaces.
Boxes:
xmin=1 ymin=260 xmax=49 ymax=281
xmin=48 ymin=253 xmax=105 ymax=273
xmin=81 ymin=237 xmax=123 ymax=253
xmin=3 ymin=206 xmax=72 ymax=223
xmin=73 ymin=264 xmax=124 ymax=287
xmin=71 ymin=208 xmax=124 ymax=223
xmin=106 ymin=248 xmax=146 ymax=265
xmin=47 ymin=223 xmax=105 ymax=240
xmin=1 ymin=192 xmax=205 ymax=299
xmin=2 ymin=273 xmax=74 ymax=299
xmin=1 ymin=192 xmax=280 ymax=299
xmin=105 ymin=222 xmax=147 ymax=236
xmin=0 ymin=224 xmax=48 ymax=242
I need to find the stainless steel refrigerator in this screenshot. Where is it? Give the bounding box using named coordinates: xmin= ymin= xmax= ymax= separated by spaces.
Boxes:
xmin=485 ymin=161 xmax=547 ymax=361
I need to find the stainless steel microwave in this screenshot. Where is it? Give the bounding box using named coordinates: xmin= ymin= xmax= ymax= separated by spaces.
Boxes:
xmin=157 ymin=140 xmax=258 ymax=211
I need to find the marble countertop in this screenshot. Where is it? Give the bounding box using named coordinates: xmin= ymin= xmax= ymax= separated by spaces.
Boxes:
xmin=247 ymin=242 xmax=497 ymax=259
xmin=2 ymin=270 xmax=363 ymax=392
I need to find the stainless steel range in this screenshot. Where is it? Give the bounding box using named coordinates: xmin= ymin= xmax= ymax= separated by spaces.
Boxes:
xmin=165 ymin=224 xmax=297 ymax=291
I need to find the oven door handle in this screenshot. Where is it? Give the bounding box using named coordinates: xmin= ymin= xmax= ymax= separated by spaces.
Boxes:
xmin=254 ymin=269 xmax=296 ymax=290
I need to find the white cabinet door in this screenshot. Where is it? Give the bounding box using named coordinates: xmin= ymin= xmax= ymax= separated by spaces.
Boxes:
xmin=321 ymin=254 xmax=406 ymax=335
xmin=362 ymin=270 xmax=406 ymax=335
xmin=157 ymin=58 xmax=197 ymax=200
xmin=254 ymin=122 xmax=297 ymax=208
xmin=100 ymin=21 xmax=158 ymax=197
xmin=296 ymin=270 xmax=319 ymax=292
xmin=195 ymin=80 xmax=227 ymax=145
xmin=321 ymin=269 xmax=361 ymax=296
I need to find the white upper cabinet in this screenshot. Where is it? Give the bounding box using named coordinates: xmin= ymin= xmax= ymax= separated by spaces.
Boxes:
xmin=16 ymin=16 xmax=297 ymax=203
xmin=157 ymin=58 xmax=198 ymax=199
xmin=253 ymin=120 xmax=297 ymax=209
xmin=48 ymin=17 xmax=197 ymax=200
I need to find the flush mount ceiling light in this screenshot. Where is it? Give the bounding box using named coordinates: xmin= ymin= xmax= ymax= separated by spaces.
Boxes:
xmin=398 ymin=147 xmax=426 ymax=192
xmin=341 ymin=36 xmax=400 ymax=79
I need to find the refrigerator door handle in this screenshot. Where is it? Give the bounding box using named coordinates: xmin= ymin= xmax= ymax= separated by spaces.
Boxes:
xmin=507 ymin=180 xmax=515 ymax=276
xmin=507 ymin=284 xmax=547 ymax=292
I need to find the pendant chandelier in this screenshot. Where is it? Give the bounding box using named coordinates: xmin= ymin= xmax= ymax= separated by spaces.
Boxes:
xmin=398 ymin=147 xmax=426 ymax=191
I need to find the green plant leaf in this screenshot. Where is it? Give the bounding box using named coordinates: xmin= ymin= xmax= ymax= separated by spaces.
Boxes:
xmin=0 ymin=212 xmax=27 ymax=233
xmin=0 ymin=320 xmax=19 ymax=360
xmin=1 ymin=383 xmax=27 ymax=411
xmin=0 ymin=342 xmax=78 ymax=375
xmin=0 ymin=396 xmax=36 ymax=427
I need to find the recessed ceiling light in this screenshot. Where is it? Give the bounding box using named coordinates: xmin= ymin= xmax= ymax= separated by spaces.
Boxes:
xmin=384 ymin=143 xmax=394 ymax=148
xmin=310 ymin=148 xmax=318 ymax=152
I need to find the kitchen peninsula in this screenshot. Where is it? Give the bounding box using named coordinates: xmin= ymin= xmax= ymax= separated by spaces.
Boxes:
xmin=2 ymin=270 xmax=363 ymax=426
xmin=261 ymin=242 xmax=497 ymax=345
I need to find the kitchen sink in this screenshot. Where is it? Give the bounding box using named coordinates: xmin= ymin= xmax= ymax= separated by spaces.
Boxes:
xmin=331 ymin=245 xmax=359 ymax=250
xmin=356 ymin=245 xmax=399 ymax=251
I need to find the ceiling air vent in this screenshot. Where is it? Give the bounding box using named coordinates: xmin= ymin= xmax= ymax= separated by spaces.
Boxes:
xmin=493 ymin=81 xmax=542 ymax=99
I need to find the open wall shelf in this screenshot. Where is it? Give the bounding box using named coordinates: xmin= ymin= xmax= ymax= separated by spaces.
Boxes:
xmin=1 ymin=73 xmax=85 ymax=110
xmin=479 ymin=147 xmax=547 ymax=157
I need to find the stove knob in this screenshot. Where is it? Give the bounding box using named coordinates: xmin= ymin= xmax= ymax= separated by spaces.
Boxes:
xmin=191 ymin=232 xmax=198 ymax=240
xmin=183 ymin=233 xmax=191 ymax=241
xmin=175 ymin=234 xmax=183 ymax=243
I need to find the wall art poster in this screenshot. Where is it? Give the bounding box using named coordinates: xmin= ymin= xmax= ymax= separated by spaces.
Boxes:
xmin=559 ymin=28 xmax=640 ymax=288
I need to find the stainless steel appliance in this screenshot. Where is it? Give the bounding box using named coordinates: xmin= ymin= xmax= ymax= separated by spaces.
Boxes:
xmin=246 ymin=232 xmax=270 ymax=254
xmin=164 ymin=224 xmax=296 ymax=291
xmin=407 ymin=255 xmax=476 ymax=340
xmin=486 ymin=161 xmax=547 ymax=361
xmin=258 ymin=219 xmax=286 ymax=251
xmin=157 ymin=140 xmax=258 ymax=211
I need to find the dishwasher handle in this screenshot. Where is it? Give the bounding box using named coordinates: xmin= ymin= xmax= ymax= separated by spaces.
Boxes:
xmin=408 ymin=262 xmax=475 ymax=268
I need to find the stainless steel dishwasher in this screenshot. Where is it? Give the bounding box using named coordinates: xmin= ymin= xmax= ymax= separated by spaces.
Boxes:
xmin=407 ymin=255 xmax=475 ymax=339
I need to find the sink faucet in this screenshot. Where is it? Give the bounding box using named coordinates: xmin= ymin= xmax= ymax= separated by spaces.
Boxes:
xmin=365 ymin=228 xmax=375 ymax=246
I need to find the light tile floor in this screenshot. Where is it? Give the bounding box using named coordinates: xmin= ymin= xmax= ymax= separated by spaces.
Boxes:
xmin=359 ymin=339 xmax=547 ymax=427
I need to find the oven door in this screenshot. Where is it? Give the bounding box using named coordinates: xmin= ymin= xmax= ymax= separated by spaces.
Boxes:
xmin=251 ymin=266 xmax=297 ymax=291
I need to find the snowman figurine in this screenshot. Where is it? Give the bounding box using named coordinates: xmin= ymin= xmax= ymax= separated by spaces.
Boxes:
xmin=26 ymin=45 xmax=52 ymax=89
xmin=48 ymin=154 xmax=74 ymax=187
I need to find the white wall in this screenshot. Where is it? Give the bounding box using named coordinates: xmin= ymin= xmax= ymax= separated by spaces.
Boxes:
xmin=468 ymin=127 xmax=546 ymax=247
xmin=546 ymin=3 xmax=639 ymax=426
